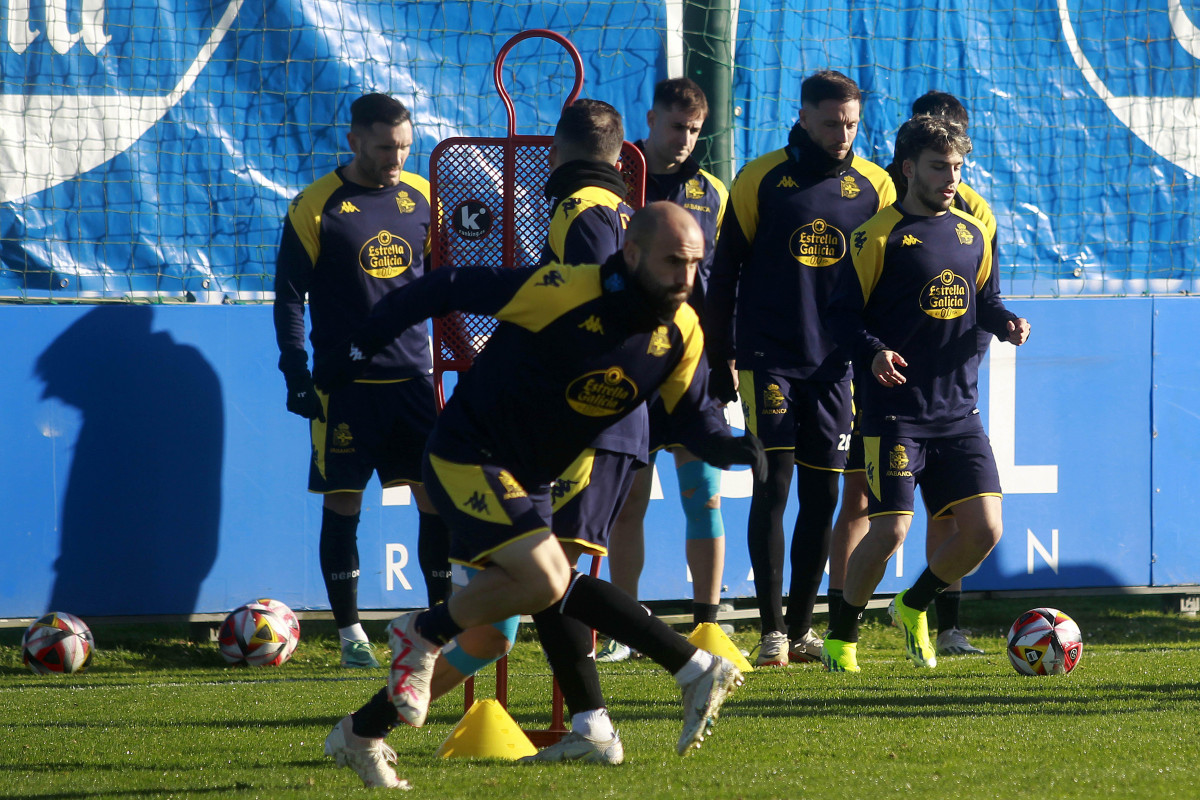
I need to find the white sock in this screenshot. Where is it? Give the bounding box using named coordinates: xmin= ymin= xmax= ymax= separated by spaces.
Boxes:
xmin=571 ymin=708 xmax=615 ymax=740
xmin=339 ymin=624 xmax=368 ymax=645
xmin=673 ymin=649 xmax=716 ymax=686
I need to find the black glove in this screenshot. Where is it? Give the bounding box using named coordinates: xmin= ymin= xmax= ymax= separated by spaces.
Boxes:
xmin=284 ymin=370 xmax=325 ymax=421
xmin=313 ymin=333 xmax=379 ymax=392
xmin=709 ymin=364 xmax=738 ymax=404
xmin=706 ymin=432 xmax=767 ymax=483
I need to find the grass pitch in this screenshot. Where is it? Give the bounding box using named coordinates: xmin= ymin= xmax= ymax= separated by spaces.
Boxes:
xmin=2 ymin=595 xmax=1199 ymax=799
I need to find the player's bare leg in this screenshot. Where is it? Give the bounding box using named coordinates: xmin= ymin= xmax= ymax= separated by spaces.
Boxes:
xmin=822 ymin=514 xmax=911 ymax=672
xmin=926 ymin=516 xmax=981 ymax=654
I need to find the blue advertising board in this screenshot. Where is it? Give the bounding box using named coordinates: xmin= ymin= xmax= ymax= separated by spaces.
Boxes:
xmin=0 ymin=297 xmax=1192 ymax=619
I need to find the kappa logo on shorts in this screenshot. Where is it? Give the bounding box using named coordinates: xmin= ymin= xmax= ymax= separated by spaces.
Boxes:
xmin=1059 ymin=0 xmax=1199 ymax=175
xmin=550 ymin=476 xmax=577 ymax=502
xmin=464 ymin=491 xmax=490 ymax=514
xmin=496 ymin=470 xmax=526 ymax=500
xmin=887 ymin=444 xmax=913 ymax=477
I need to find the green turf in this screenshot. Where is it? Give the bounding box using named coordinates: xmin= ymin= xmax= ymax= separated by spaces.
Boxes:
xmin=2 ymin=596 xmax=1199 ymax=799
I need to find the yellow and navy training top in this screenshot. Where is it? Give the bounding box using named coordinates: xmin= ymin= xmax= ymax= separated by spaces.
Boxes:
xmin=274 ymin=168 xmax=433 ymax=381
xmin=827 ymin=203 xmax=1020 ymax=438
xmin=360 ymin=254 xmax=731 ymax=486
xmin=636 ymin=141 xmax=729 ymax=319
xmin=539 ymin=161 xmax=645 ymax=459
xmin=707 ymin=128 xmax=895 ymax=381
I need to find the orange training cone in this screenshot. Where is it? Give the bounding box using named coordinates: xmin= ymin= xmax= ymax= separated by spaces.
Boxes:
xmin=687 ymin=622 xmax=754 ymax=673
xmin=436 ymin=698 xmax=539 ymax=760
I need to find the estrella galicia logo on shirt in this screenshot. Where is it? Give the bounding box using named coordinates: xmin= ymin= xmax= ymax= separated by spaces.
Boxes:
xmin=840 ymin=175 xmax=861 ymax=199
xmin=789 ymin=218 xmax=846 ymax=267
xmin=359 ymin=230 xmax=413 ymax=279
xmin=921 ymin=269 xmax=971 ymax=320
xmin=566 ymin=367 xmax=639 ymax=417
xmin=453 ymin=199 xmax=492 ymax=240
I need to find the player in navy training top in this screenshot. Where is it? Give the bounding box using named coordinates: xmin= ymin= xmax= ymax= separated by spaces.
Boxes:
xmin=705 ymin=71 xmax=896 ymax=667
xmin=820 ymin=114 xmax=1030 ymax=673
xmin=604 ymin=78 xmax=732 ymax=654
xmin=315 ymin=204 xmax=764 ymax=783
xmin=272 ymin=93 xmax=450 ymax=669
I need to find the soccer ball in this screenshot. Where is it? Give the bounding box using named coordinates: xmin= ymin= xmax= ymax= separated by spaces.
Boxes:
xmin=1007 ymin=607 xmax=1083 ymax=676
xmin=218 ymin=603 xmax=297 ymax=666
xmin=23 ymin=611 xmax=94 ymax=675
xmin=248 ymin=597 xmax=300 ymax=660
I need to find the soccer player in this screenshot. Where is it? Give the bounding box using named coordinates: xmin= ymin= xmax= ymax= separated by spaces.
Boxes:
xmin=319 ymin=202 xmax=766 ymax=787
xmin=601 ymin=77 xmax=731 ymax=663
xmin=272 ymin=93 xmax=451 ymax=669
xmin=821 ymin=114 xmax=1030 ymax=673
xmin=705 ymin=70 xmax=895 ymax=666
xmin=827 ymin=91 xmax=997 ymax=657
xmin=526 ymin=97 xmax=643 ymax=762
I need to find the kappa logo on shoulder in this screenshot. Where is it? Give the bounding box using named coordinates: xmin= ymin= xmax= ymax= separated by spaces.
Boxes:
xmin=340 ymin=201 xmax=360 ymax=214
xmin=776 ymin=175 xmax=799 ymax=189
xmin=535 ymin=269 xmax=567 ymax=287
xmin=579 ymin=315 xmax=605 ymax=335
xmin=901 ymin=234 xmax=922 ymax=247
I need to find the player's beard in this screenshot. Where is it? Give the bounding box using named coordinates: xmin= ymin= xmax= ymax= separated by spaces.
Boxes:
xmin=630 ymin=256 xmax=690 ymax=322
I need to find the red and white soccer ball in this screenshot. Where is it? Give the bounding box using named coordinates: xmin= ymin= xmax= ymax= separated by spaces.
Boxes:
xmin=23 ymin=611 xmax=94 ymax=675
xmin=218 ymin=601 xmax=298 ymax=667
xmin=249 ymin=597 xmax=301 ymax=660
xmin=1007 ymin=607 xmax=1083 ymax=676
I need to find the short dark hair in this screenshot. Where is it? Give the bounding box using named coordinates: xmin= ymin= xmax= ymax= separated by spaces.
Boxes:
xmin=652 ymin=77 xmax=709 ymax=119
xmin=350 ymin=93 xmax=411 ymax=130
xmin=894 ymin=114 xmax=972 ymax=168
xmin=800 ymin=70 xmax=861 ymax=108
xmin=911 ymin=91 xmax=969 ymax=127
xmin=555 ymin=98 xmax=624 ymax=163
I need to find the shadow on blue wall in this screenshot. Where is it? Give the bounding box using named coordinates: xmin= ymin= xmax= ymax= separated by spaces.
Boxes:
xmin=35 ymin=306 xmax=223 ymax=616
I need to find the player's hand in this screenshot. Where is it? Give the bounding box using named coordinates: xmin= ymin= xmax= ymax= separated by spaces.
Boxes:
xmin=707 ymin=432 xmax=767 ymax=483
xmin=1006 ymin=318 xmax=1031 ymax=345
xmin=872 ymin=349 xmax=907 ymax=387
xmin=709 ymin=361 xmax=739 ymax=404
xmin=313 ymin=335 xmax=375 ymax=392
xmin=284 ymin=370 xmax=325 ymax=421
